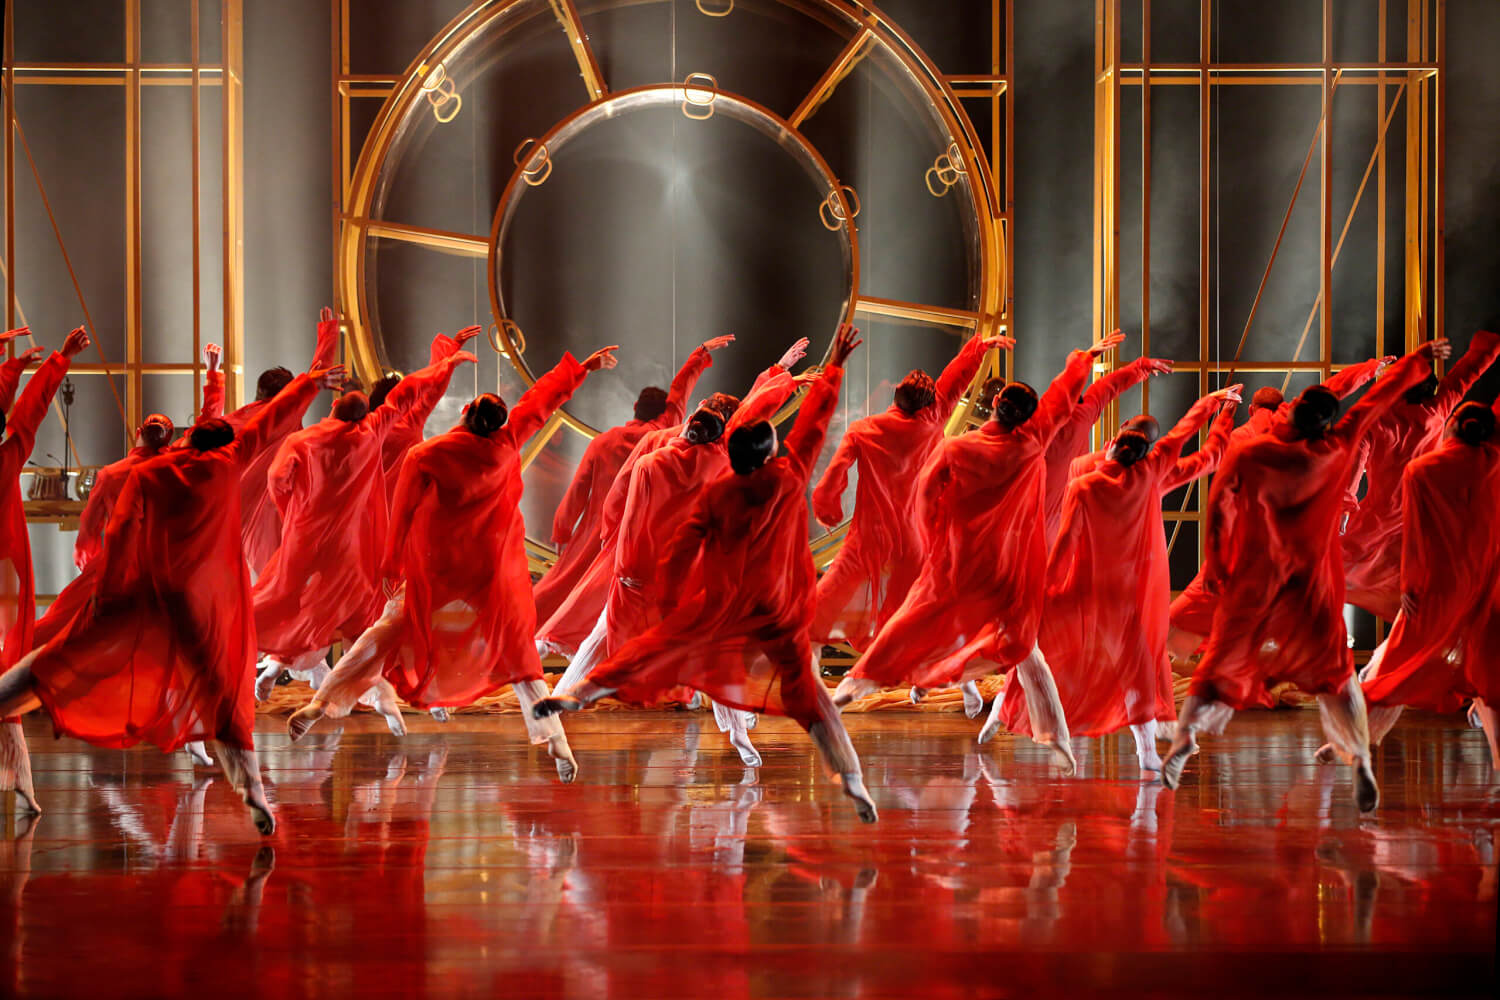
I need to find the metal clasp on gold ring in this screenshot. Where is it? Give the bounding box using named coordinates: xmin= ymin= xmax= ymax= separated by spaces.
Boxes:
xmin=925 ymin=144 xmax=967 ymax=197
xmin=681 ymin=73 xmax=718 ymax=121
xmin=695 ymin=0 xmax=733 ymax=16
xmin=819 ymin=185 xmax=860 ymax=231
xmin=513 ymin=138 xmax=553 ymax=186
xmin=488 ymin=319 xmax=528 ymax=358
xmin=419 ymin=62 xmax=462 ymax=124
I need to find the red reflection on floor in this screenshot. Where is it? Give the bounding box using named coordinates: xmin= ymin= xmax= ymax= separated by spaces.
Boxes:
xmin=1 ymin=710 xmax=1496 ymax=997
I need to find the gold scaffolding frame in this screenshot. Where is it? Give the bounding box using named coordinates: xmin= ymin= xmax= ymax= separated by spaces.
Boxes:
xmin=1093 ymin=0 xmax=1444 ymax=581
xmin=1 ymin=0 xmax=247 ymax=428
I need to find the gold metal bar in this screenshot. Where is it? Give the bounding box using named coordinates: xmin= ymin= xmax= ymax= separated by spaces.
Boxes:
xmin=1434 ymin=0 xmax=1445 ymax=344
xmin=854 ymin=296 xmax=979 ymax=329
xmin=1405 ymin=0 xmax=1423 ymax=345
xmin=356 ymin=218 xmax=491 ymax=258
xmin=3 ymin=0 xmax=14 ymax=332
xmin=1141 ymin=0 xmax=1151 ymax=417
xmin=1319 ymin=0 xmax=1333 ymax=377
xmin=191 ymin=0 xmax=202 ymax=411
xmin=1377 ymin=0 xmax=1387 ymax=358
xmin=1118 ymin=60 xmax=1439 ymax=72
xmin=789 ymin=30 xmax=872 ymax=129
xmin=223 ymin=0 xmax=245 ymax=405
xmin=125 ymin=0 xmax=143 ymax=432
xmin=548 ymin=0 xmax=607 ymax=101
xmin=1003 ymin=0 xmax=1014 ymax=361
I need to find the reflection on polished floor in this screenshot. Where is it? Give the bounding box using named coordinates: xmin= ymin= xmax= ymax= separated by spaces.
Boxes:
xmin=2 ymin=710 xmax=1496 ymax=998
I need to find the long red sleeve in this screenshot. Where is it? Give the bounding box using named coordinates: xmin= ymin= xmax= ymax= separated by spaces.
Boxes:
xmin=0 ymin=355 xmax=29 ymax=412
xmin=811 ymin=430 xmax=857 ymax=526
xmin=934 ymin=335 xmax=991 ymax=412
xmin=504 ymin=352 xmax=587 ymax=444
xmin=785 ymin=365 xmax=843 ymax=479
xmin=4 ymin=352 xmax=69 ymax=457
xmin=1160 ymin=400 xmax=1238 ymax=492
xmin=228 ymin=374 xmax=322 ymax=468
xmin=199 ymin=370 xmax=225 ymax=420
xmin=664 ymin=346 xmax=713 ymax=425
xmin=1321 ymin=357 xmax=1382 ymax=400
xmin=1434 ymin=329 xmax=1500 ymax=413
xmin=551 ymin=443 xmax=598 ymax=545
xmin=368 ymin=351 xmax=476 ymax=440
xmin=1332 ymin=350 xmax=1434 ymax=443
xmin=382 ymin=457 xmax=431 ymax=581
xmin=1075 ymin=357 xmax=1153 ymax=426
xmin=730 ymin=370 xmax=800 ymax=433
xmin=1033 ymin=351 xmax=1094 ymax=446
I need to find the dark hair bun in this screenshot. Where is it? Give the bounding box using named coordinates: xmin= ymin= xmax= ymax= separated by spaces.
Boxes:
xmin=994 ymin=383 xmax=1038 ymax=428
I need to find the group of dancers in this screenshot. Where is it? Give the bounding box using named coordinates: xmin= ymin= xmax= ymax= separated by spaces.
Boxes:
xmin=0 ymin=308 xmax=1494 ymax=833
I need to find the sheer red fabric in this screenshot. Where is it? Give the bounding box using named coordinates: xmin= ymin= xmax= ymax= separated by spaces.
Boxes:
xmin=1342 ymin=331 xmax=1500 ymax=619
xmin=228 ymin=318 xmax=339 ymax=574
xmin=1186 ymin=351 xmax=1431 ymax=709
xmin=1002 ymin=396 xmax=1234 ymax=738
xmin=377 ymin=333 xmax=463 ymax=507
xmin=1167 ymin=359 xmax=1383 ymax=640
xmin=844 ymin=350 xmax=1093 ymax=692
xmin=252 ymin=350 xmax=474 ymax=659
xmin=1362 ymin=424 xmax=1500 ymax=712
xmin=379 ymin=354 xmax=587 ymax=706
xmin=28 ymin=375 xmax=324 ymax=750
xmin=534 ymin=366 xmax=795 ymax=655
xmin=1043 ymin=358 xmax=1155 ymax=543
xmin=808 ymin=336 xmax=991 ymax=650
xmin=532 ymin=346 xmax=714 ymax=625
xmin=0 ymin=353 xmax=70 ymax=670
xmin=588 ymin=366 xmax=844 ymax=727
xmin=74 ymin=447 xmax=165 ymax=571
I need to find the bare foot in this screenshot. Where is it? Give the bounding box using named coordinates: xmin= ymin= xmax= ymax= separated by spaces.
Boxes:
xmin=1354 ymin=759 xmax=1380 ymax=813
xmin=185 ymin=742 xmax=214 ymax=767
xmin=832 ymin=676 xmax=876 ymax=709
xmin=1041 ymin=737 xmax=1077 ymax=777
xmin=16 ymin=787 xmax=41 ymax=816
xmin=246 ymin=796 xmax=275 ymax=836
xmin=728 ymin=729 xmax=762 ymax=767
xmin=254 ymin=662 xmax=281 ymax=702
xmin=962 ymin=681 xmax=984 ymax=719
xmin=1314 ymin=743 xmax=1337 ymax=765
xmin=1160 ymin=733 xmax=1197 ymax=790
xmin=548 ymin=736 xmax=578 ymax=784
xmin=287 ymin=704 xmax=324 ymax=742
xmin=840 ymin=773 xmax=878 ymax=823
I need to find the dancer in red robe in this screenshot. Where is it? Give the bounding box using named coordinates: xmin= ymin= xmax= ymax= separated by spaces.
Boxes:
xmin=1341 ymin=331 xmax=1499 ymax=619
xmin=1330 ymin=400 xmax=1500 ymax=767
xmin=287 ymin=346 xmax=620 ymax=780
xmin=1165 ymin=355 xmax=1392 ymax=663
xmin=0 ymin=327 xmax=88 ymax=812
xmin=534 ymin=349 xmax=806 ymax=658
xmin=250 ymin=342 xmax=476 ymax=700
xmin=367 ymin=325 xmax=482 ymax=506
xmin=1159 ymin=340 xmax=1447 ymax=812
xmin=1042 ymin=346 xmax=1174 ymax=543
xmin=548 ymin=356 xmax=812 ymax=763
xmin=533 ymin=334 xmax=752 ymax=625
xmin=998 ymin=385 xmax=1241 ymax=773
xmin=0 ymin=363 xmax=345 ymax=832
xmin=534 ymin=326 xmax=880 ymax=822
xmin=831 ymin=331 xmax=1128 ymax=774
xmin=808 ymin=334 xmax=1010 ymax=667
xmin=226 ymin=309 xmax=341 ymax=576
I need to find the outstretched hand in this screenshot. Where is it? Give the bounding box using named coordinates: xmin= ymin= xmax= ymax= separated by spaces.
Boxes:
xmin=1211 ymin=383 xmax=1244 ymax=406
xmin=1417 ymin=338 xmax=1452 ymax=361
xmin=61 ymin=326 xmax=91 ymax=359
xmin=1141 ymin=357 xmax=1174 ymax=376
xmin=828 ymin=324 xmax=862 ymax=368
xmin=777 ymin=337 xmax=810 ymax=369
xmin=702 ymin=334 xmax=736 ymax=353
xmin=453 ymin=324 xmax=482 ymax=348
xmin=14 ymin=345 xmax=46 ymax=365
xmin=792 ymin=368 xmax=823 ymax=387
xmin=204 ymin=343 xmax=223 ymax=374
xmin=310 ymin=363 xmax=348 ymax=390
xmin=0 ymin=326 xmax=29 ymax=344
xmin=1089 ymin=329 xmax=1127 ymax=357
xmin=979 ymin=335 xmax=1017 ymax=352
xmin=319 ymin=306 xmax=337 ymax=325
xmin=1374 ymin=354 xmax=1398 ymax=373
xmin=583 ymin=345 xmax=620 ymax=373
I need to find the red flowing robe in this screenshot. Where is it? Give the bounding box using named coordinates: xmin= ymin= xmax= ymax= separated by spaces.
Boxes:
xmin=588 ymin=365 xmax=844 ymax=727
xmin=1362 ymin=420 xmax=1500 ymax=712
xmin=845 ymin=350 xmax=1093 ymax=692
xmin=75 ymin=446 xmax=166 ymax=571
xmin=28 ymin=374 xmax=324 ymax=750
xmin=1341 ymin=330 xmax=1500 ymax=619
xmin=534 ymin=365 xmax=794 ymax=655
xmin=808 ymin=335 xmax=991 ymax=650
xmin=378 ymin=333 xmax=464 ymax=507
xmin=1042 ymin=357 xmax=1157 ymax=543
xmin=1185 ymin=351 xmax=1431 ymax=709
xmin=380 ymin=354 xmax=587 ymax=707
xmin=252 ymin=350 xmax=473 ymax=659
xmin=1168 ymin=358 xmax=1384 ymax=639
xmin=0 ymin=352 xmax=71 ymax=671
xmin=532 ymin=346 xmax=713 ymax=624
xmin=223 ymin=318 xmax=339 ymax=575
xmin=1001 ymin=396 xmax=1234 ymax=738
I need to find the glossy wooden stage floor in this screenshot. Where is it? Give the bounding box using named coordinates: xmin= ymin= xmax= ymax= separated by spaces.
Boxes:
xmin=2 ymin=710 xmax=1496 ymax=998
